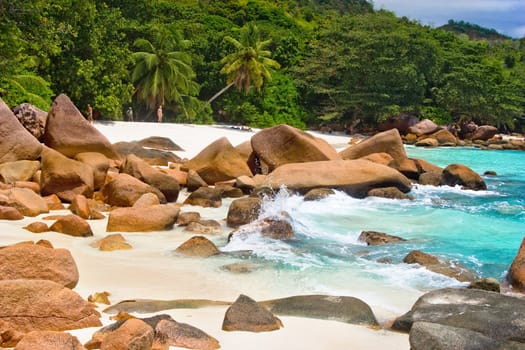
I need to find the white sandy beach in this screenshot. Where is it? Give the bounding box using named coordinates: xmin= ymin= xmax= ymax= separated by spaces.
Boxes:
xmin=1 ymin=121 xmax=416 ymax=349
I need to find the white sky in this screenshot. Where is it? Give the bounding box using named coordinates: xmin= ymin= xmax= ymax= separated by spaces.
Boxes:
xmin=373 ymin=0 xmax=525 ymax=38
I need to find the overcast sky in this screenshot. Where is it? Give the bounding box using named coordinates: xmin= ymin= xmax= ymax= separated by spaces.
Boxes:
xmin=373 ymin=0 xmax=525 ymax=38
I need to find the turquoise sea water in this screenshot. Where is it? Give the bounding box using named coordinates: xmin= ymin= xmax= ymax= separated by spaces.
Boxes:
xmin=223 ymin=146 xmax=525 ymax=295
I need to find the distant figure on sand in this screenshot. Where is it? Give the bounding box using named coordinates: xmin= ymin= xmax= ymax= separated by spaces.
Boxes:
xmin=87 ymin=104 xmax=93 ymax=124
xmin=157 ymin=104 xmax=163 ymax=123
xmin=126 ymin=106 xmax=134 ymax=122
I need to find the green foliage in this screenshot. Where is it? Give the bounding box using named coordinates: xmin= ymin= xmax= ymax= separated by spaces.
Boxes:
xmin=1 ymin=0 xmax=523 ymax=130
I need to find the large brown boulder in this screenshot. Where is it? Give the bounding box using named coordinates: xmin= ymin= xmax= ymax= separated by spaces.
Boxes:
xmin=112 ymin=141 xmax=180 ymax=166
xmin=440 ymin=164 xmax=487 ymax=191
xmin=12 ymin=103 xmax=47 ymax=141
xmin=121 ymin=154 xmax=180 ymax=202
xmin=0 ymin=160 xmax=40 ymax=184
xmin=0 ymin=242 xmax=79 ymax=288
xmin=40 ymin=146 xmax=95 ymax=202
xmin=266 ymin=159 xmax=412 ymax=198
xmin=0 ymin=206 xmax=24 ymax=220
xmin=42 ymin=94 xmax=119 ymax=159
xmin=230 ymin=217 xmax=295 ymax=241
xmin=222 ymin=294 xmax=283 ymax=332
xmin=0 ymin=187 xmax=49 ymax=216
xmin=339 ymin=129 xmax=407 ymax=165
xmin=174 ymin=236 xmax=220 ymax=257
xmin=49 ymin=214 xmax=93 ymax=237
xmin=153 ymin=317 xmax=220 ymax=350
xmin=426 ymin=128 xmax=458 ymax=146
xmin=106 ymin=204 xmax=179 ymax=232
xmin=261 ymin=294 xmax=379 ymax=326
xmin=471 ymin=125 xmax=498 ymax=141
xmin=183 ymin=137 xmax=252 ymax=184
xmin=250 ymin=124 xmax=340 ymax=173
xmin=407 ymin=119 xmax=440 ymax=137
xmin=101 ymin=173 xmax=166 ymax=207
xmin=0 ymin=98 xmax=42 ymax=164
xmin=358 ymin=231 xmax=406 ymax=246
xmin=14 ymin=330 xmax=86 ymax=350
xmin=183 ymin=187 xmax=223 ymax=208
xmin=137 ymin=136 xmax=184 ymax=151
xmin=507 ymin=237 xmax=525 ymax=291
xmin=90 ymin=318 xmax=154 ymax=350
xmin=0 ymin=279 xmax=101 ymax=334
xmin=403 ymin=250 xmax=478 ymax=282
xmin=74 ymin=152 xmax=109 ymax=190
xmin=226 ymin=197 xmax=262 ymax=228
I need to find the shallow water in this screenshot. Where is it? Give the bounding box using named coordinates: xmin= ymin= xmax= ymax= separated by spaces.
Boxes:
xmin=221 ymin=146 xmax=525 ymax=308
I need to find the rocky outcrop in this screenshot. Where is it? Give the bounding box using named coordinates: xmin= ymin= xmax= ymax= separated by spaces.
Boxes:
xmin=183 ymin=187 xmax=223 ymax=208
xmin=358 ymin=231 xmax=406 ymax=246
xmin=153 ymin=317 xmax=220 ymax=350
xmin=0 ymin=187 xmax=49 ymax=216
xmin=106 ymin=204 xmax=179 ymax=232
xmin=93 ymin=233 xmax=133 ymax=251
xmin=137 ymin=136 xmax=184 ymax=151
xmin=112 ymin=141 xmax=180 ymax=166
xmin=303 ymin=188 xmax=335 ymax=201
xmin=87 ymin=318 xmax=154 ymax=350
xmin=0 ymin=98 xmax=42 ymax=164
xmin=261 ymin=295 xmax=379 ymax=326
xmin=184 ymin=220 xmax=222 ymax=235
xmin=0 ymin=205 xmax=24 ymax=220
xmin=14 ymin=330 xmax=86 ymax=350
xmin=49 ymin=214 xmax=93 ymax=237
xmin=226 ymin=197 xmax=262 ymax=228
xmin=440 ymin=164 xmax=487 ymax=191
xmin=12 ymin=102 xmax=47 ymax=140
xmin=403 ymin=250 xmax=477 ymax=282
xmin=40 ymin=146 xmax=95 ymax=202
xmin=367 ymin=186 xmax=413 ymax=200
xmin=42 ymin=94 xmax=119 ymax=159
xmin=266 ymin=159 xmax=412 ymax=198
xmin=74 ymin=152 xmax=109 ymax=190
xmin=0 ymin=160 xmax=40 ymax=184
xmin=409 ymin=321 xmax=502 ymax=350
xmin=222 ymin=294 xmax=283 ymax=332
xmin=407 ymin=119 xmax=440 ymax=137
xmin=182 ymin=137 xmax=253 ymax=184
xmin=392 ymin=288 xmax=525 ymax=346
xmin=251 ymin=124 xmax=340 ymax=173
xmin=101 ymin=173 xmax=166 ymax=207
xmin=0 ymin=279 xmax=101 ymax=335
xmin=121 ymin=154 xmax=180 ymax=202
xmin=471 ymin=125 xmax=499 ymax=141
xmin=230 ymin=217 xmax=295 ymax=241
xmin=174 ymin=236 xmax=220 ymax=257
xmin=176 ymin=211 xmax=201 ymax=226
xmin=339 ymin=129 xmax=407 ymax=165
xmin=507 ymin=237 xmax=525 ymax=291
xmin=0 ymin=242 xmax=79 ymax=288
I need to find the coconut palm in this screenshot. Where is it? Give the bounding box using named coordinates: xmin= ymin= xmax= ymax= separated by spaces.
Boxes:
xmin=131 ymin=29 xmax=200 ymax=120
xmin=204 ymin=22 xmax=280 ymax=108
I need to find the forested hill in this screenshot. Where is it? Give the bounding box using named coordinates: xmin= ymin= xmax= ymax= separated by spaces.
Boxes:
xmin=1 ymin=0 xmax=524 ymax=133
xmin=439 ymin=20 xmax=510 ymax=41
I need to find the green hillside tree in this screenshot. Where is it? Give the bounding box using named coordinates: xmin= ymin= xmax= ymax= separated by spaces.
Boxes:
xmin=131 ymin=28 xmax=200 ymax=121
xmin=204 ymin=22 xmax=281 ymax=108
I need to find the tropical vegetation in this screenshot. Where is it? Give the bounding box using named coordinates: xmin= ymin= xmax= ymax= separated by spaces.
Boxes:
xmin=1 ymin=0 xmax=524 ymax=132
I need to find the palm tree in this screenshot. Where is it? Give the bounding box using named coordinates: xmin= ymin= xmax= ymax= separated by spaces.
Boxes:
xmin=204 ymin=22 xmax=280 ymax=108
xmin=131 ymin=28 xmax=200 ymax=120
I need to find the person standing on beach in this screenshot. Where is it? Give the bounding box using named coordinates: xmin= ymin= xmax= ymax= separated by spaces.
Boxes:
xmin=87 ymin=104 xmax=93 ymax=124
xmin=126 ymin=106 xmax=134 ymax=122
xmin=157 ymin=104 xmax=163 ymax=123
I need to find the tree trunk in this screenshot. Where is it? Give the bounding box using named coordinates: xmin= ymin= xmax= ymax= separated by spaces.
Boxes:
xmin=201 ymin=82 xmax=235 ymax=111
